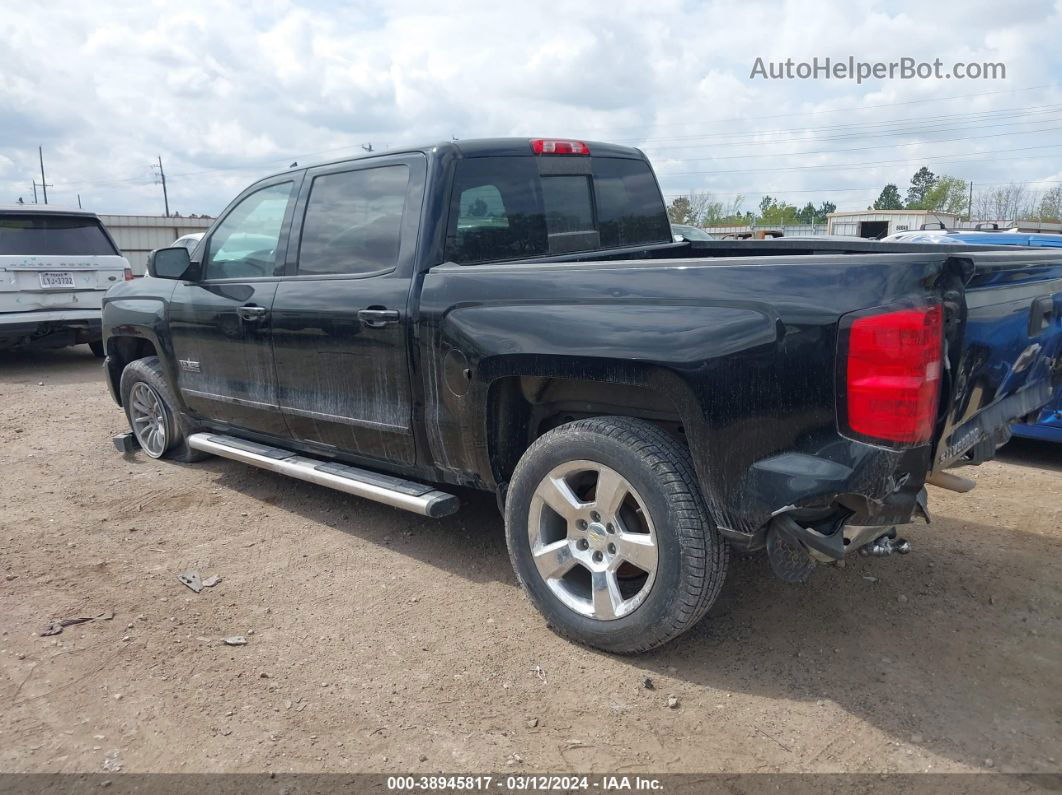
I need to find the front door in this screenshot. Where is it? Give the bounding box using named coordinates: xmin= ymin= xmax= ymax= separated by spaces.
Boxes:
xmin=270 ymin=156 xmax=425 ymax=465
xmin=169 ymin=177 xmax=300 ymax=437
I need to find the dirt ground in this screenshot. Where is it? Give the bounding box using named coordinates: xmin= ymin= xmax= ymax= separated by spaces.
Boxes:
xmin=1 ymin=346 xmax=1060 ymax=775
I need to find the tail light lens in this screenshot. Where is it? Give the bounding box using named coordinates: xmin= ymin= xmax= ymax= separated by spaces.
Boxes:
xmin=530 ymin=139 xmax=590 ymax=155
xmin=123 ymin=267 xmax=134 ymax=281
xmin=842 ymin=304 xmax=944 ymax=445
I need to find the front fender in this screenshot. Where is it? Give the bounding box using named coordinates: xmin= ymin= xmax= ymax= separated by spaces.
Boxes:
xmin=102 ymin=279 xmax=179 ymax=407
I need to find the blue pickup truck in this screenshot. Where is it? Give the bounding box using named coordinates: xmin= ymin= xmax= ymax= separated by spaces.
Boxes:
xmin=884 ymin=229 xmax=1062 ymax=442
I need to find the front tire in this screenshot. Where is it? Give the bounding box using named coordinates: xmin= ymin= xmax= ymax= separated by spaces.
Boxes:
xmin=504 ymin=416 xmax=728 ymax=654
xmin=119 ymin=357 xmax=208 ymax=462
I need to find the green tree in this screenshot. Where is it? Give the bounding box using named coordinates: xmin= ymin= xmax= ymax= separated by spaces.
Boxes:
xmin=1033 ymin=185 xmax=1062 ymax=222
xmin=757 ymin=195 xmax=799 ymax=225
xmin=702 ymin=194 xmax=747 ymax=225
xmin=796 ymin=202 xmax=817 ymax=225
xmin=920 ymin=175 xmax=970 ymax=216
xmin=667 ymin=196 xmax=692 ymax=224
xmin=873 ymin=184 xmax=903 ymax=210
xmin=906 ymin=167 xmax=938 ymax=207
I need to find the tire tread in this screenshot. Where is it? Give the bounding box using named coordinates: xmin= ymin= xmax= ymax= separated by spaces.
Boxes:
xmin=119 ymin=356 xmax=208 ymax=463
xmin=506 ymin=416 xmax=728 ymax=654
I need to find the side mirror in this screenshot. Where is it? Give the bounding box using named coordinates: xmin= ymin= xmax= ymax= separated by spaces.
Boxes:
xmin=147 ymin=246 xmax=193 ymax=280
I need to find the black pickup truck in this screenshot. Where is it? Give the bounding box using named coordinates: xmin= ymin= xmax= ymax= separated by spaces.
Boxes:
xmin=101 ymin=138 xmax=1062 ymax=653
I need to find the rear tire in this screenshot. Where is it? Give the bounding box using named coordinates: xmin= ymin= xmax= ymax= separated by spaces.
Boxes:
xmin=88 ymin=340 xmax=105 ymax=358
xmin=504 ymin=416 xmax=728 ymax=654
xmin=119 ymin=357 xmax=208 ymax=462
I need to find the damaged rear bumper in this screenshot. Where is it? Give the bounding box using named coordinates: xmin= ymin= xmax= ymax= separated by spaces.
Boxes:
xmin=0 ymin=309 xmax=102 ymax=350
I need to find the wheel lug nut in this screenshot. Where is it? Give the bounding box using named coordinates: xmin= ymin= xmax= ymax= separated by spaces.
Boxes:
xmin=577 ymin=539 xmax=589 ymax=550
xmin=606 ymin=523 xmax=614 ymax=533
xmin=590 ymin=511 xmax=600 ymax=522
xmin=576 ymin=519 xmax=587 ymax=530
xmin=607 ymin=543 xmax=616 ymax=555
xmin=592 ymin=551 xmax=603 ymax=563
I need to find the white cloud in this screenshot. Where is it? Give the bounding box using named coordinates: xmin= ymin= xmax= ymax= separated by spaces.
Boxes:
xmin=1 ymin=0 xmax=1060 ymax=216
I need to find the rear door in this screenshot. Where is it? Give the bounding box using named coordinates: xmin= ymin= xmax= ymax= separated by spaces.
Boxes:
xmin=168 ymin=176 xmax=300 ymax=437
xmin=269 ymin=154 xmax=425 ymax=465
xmin=935 ymin=250 xmax=1062 ymax=467
xmin=0 ymin=212 xmax=127 ymax=315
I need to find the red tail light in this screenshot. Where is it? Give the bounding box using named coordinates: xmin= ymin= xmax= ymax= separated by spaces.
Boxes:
xmin=842 ymin=304 xmax=943 ymax=445
xmin=530 ymin=138 xmax=589 ymax=155
xmin=123 ymin=267 xmax=134 ymax=281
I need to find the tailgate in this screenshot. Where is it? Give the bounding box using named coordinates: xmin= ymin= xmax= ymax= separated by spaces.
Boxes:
xmin=935 ymin=250 xmax=1062 ymax=468
xmin=0 ymin=255 xmax=128 ymax=314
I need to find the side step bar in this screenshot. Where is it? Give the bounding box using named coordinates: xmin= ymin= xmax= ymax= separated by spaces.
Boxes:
xmin=186 ymin=433 xmax=459 ymax=518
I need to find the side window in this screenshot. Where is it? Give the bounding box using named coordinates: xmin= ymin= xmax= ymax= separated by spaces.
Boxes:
xmin=205 ymin=182 xmax=294 ymax=280
xmin=297 ymin=165 xmax=409 ymax=276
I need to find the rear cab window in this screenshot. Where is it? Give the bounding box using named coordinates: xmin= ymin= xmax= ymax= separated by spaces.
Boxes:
xmin=444 ymin=152 xmax=670 ymax=265
xmin=0 ymin=213 xmax=117 ymax=256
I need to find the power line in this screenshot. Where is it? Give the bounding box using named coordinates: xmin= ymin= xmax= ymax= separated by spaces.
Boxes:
xmin=575 ymin=82 xmax=1061 ymax=136
xmin=638 ymin=109 xmax=1062 ymax=152
xmin=659 ymin=180 xmax=1062 ymax=199
xmin=55 ymin=98 xmax=1062 ymax=190
xmin=656 ymin=143 xmax=1062 ymax=176
xmin=650 ymin=123 xmax=1062 ymax=164
xmin=613 ymin=103 xmax=1062 ymax=145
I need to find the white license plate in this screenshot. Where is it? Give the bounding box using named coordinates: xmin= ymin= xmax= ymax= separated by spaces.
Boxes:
xmin=39 ymin=272 xmax=76 ymax=289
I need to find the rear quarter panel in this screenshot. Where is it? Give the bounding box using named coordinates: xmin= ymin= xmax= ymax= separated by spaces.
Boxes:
xmin=418 ymin=254 xmax=952 ymax=535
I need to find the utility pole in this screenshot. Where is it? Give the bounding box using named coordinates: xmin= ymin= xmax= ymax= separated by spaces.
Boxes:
xmin=77 ymin=193 xmax=82 ymax=209
xmin=968 ymin=181 xmax=974 ymax=222
xmin=38 ymin=146 xmax=48 ymax=204
xmin=32 ymin=180 xmax=52 ymax=203
xmin=153 ymin=155 xmax=170 ymax=217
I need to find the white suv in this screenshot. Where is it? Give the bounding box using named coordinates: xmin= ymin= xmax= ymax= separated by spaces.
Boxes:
xmin=0 ymin=205 xmax=131 ymax=357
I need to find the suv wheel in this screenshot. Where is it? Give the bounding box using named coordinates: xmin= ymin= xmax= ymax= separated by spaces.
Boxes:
xmin=119 ymin=356 xmax=208 ymax=462
xmin=504 ymin=416 xmax=728 ymax=653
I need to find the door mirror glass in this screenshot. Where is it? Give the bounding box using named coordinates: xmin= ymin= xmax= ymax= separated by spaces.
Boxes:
xmin=148 ymin=246 xmax=192 ymax=280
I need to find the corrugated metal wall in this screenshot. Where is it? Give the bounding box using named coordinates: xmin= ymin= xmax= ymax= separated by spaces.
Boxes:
xmin=703 ymin=224 xmax=828 ymax=237
xmin=99 ymin=215 xmax=214 ymax=275
xmin=826 ymin=212 xmax=957 ymax=237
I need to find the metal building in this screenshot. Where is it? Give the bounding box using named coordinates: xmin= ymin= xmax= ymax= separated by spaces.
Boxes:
xmin=99 ymin=214 xmax=214 ymax=275
xmin=826 ymin=210 xmax=958 ymax=239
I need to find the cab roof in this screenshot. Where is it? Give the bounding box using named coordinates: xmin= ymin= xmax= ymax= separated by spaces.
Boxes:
xmin=259 ymin=137 xmax=649 ymax=182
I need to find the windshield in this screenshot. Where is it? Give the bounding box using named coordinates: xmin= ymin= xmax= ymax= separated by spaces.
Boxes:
xmin=0 ymin=214 xmax=117 ymax=255
xmin=672 ymin=224 xmax=714 ymax=241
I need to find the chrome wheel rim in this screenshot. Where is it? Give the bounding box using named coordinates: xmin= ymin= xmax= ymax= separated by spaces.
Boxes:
xmin=527 ymin=460 xmax=658 ymax=621
xmin=129 ymin=382 xmax=168 ymax=458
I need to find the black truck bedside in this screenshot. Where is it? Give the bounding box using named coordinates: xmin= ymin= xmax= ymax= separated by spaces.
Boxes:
xmin=100 ymin=137 xmax=1062 ymax=653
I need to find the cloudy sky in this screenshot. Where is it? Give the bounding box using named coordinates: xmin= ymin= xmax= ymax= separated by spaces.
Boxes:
xmin=2 ymin=0 xmax=1061 ymax=217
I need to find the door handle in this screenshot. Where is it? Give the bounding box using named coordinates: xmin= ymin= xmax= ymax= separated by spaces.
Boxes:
xmin=237 ymin=304 xmax=269 ymax=321
xmin=357 ymin=308 xmax=400 ymax=328
xmin=1029 ymin=295 xmax=1055 ymax=336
